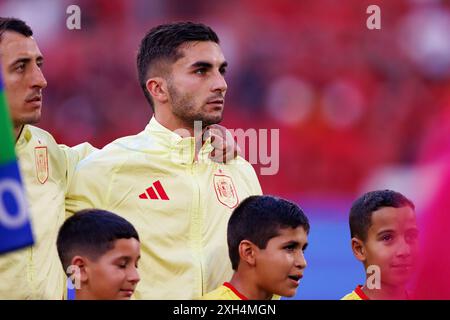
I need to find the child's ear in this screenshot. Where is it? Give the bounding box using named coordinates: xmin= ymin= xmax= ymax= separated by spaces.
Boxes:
xmin=238 ymin=240 xmax=257 ymax=267
xmin=70 ymin=256 xmax=89 ymax=283
xmin=351 ymin=237 xmax=366 ymax=262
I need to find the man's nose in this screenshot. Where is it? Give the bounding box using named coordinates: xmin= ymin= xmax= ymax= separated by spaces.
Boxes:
xmin=30 ymin=64 xmax=47 ymax=89
xmin=211 ymin=72 xmax=227 ymax=94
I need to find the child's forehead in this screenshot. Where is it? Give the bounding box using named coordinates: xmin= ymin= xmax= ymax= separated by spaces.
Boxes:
xmin=369 ymin=206 xmax=417 ymax=231
xmin=104 ymin=238 xmax=141 ymax=257
xmin=271 ymin=226 xmax=308 ymax=241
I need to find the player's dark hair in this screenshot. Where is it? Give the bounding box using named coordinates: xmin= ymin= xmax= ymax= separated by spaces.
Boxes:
xmin=137 ymin=21 xmax=219 ymax=111
xmin=57 ymin=209 xmax=140 ymax=272
xmin=349 ymin=189 xmax=415 ymax=241
xmin=228 ymin=195 xmax=310 ymax=270
xmin=0 ymin=17 xmax=33 ymax=41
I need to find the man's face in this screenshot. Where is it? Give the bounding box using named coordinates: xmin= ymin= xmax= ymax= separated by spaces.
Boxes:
xmin=361 ymin=206 xmax=419 ymax=287
xmin=167 ymin=41 xmax=228 ymax=127
xmin=0 ymin=31 xmax=47 ymax=128
xmin=84 ymin=238 xmax=141 ymax=300
xmin=254 ymin=226 xmax=308 ymax=298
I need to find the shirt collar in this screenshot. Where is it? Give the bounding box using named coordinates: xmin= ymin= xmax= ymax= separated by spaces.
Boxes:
xmin=144 ymin=117 xmax=213 ymax=163
xmin=15 ymin=125 xmax=33 ymax=149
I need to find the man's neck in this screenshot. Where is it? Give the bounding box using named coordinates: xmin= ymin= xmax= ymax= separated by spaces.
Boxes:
xmin=154 ymin=113 xmax=210 ymax=159
xmin=362 ymin=282 xmax=408 ymax=300
xmin=154 ymin=113 xmax=195 ymax=137
xmin=14 ymin=125 xmax=24 ymax=141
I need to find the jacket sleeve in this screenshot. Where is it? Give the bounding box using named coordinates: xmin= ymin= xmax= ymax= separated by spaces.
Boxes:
xmin=64 ymin=152 xmax=111 ymax=218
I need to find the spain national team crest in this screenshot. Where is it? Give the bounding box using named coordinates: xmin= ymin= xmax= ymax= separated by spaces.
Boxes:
xmin=214 ymin=173 xmax=239 ymax=209
xmin=35 ymin=146 xmax=48 ymax=184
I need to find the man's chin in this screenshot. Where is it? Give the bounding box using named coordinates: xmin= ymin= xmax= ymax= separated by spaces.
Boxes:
xmin=21 ymin=114 xmax=41 ymax=126
xmin=202 ymin=114 xmax=223 ymax=127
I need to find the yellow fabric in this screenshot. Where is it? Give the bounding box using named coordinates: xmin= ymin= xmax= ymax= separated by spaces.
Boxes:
xmin=0 ymin=125 xmax=94 ymax=299
xmin=66 ymin=117 xmax=262 ymax=299
xmin=341 ymin=290 xmax=363 ymax=300
xmin=202 ymin=284 xmax=242 ymax=300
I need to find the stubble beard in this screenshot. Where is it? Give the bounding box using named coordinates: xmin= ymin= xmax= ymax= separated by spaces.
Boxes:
xmin=168 ymin=84 xmax=223 ymax=129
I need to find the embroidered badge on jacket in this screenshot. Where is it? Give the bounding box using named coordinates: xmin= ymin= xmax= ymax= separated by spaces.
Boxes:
xmin=35 ymin=146 xmax=48 ymax=184
xmin=214 ymin=173 xmax=238 ymax=209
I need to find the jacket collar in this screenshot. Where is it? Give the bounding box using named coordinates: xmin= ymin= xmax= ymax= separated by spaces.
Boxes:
xmin=144 ymin=117 xmax=213 ymax=164
xmin=15 ymin=125 xmax=33 ymax=149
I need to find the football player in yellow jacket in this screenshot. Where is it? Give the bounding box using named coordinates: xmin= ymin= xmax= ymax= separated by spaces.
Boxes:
xmin=342 ymin=190 xmax=419 ymax=300
xmin=202 ymin=195 xmax=309 ymax=300
xmin=0 ymin=17 xmax=94 ymax=299
xmin=66 ymin=22 xmax=263 ymax=299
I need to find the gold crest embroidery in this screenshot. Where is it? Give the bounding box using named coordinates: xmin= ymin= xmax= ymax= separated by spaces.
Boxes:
xmin=35 ymin=146 xmax=48 ymax=184
xmin=214 ymin=174 xmax=238 ymax=209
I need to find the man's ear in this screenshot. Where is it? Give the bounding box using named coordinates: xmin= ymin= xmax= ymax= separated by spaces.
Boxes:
xmin=146 ymin=77 xmax=168 ymax=104
xmin=238 ymin=240 xmax=258 ymax=267
xmin=70 ymin=255 xmax=89 ymax=283
xmin=351 ymin=237 xmax=366 ymax=262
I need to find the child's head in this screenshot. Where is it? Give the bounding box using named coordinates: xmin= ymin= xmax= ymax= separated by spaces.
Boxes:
xmin=349 ymin=190 xmax=419 ymax=287
xmin=228 ymin=195 xmax=310 ymax=298
xmin=57 ymin=209 xmax=141 ymax=300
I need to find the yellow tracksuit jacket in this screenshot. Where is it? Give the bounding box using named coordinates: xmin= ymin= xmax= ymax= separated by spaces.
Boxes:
xmin=66 ymin=117 xmax=262 ymax=299
xmin=0 ymin=125 xmax=93 ymax=299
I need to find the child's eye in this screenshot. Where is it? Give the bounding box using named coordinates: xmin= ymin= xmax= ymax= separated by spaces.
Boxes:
xmin=406 ymin=231 xmax=418 ymax=243
xmin=284 ymin=245 xmax=296 ymax=252
xmin=381 ymin=234 xmax=393 ymax=242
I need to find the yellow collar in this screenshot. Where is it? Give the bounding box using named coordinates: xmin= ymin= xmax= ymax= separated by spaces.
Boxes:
xmin=144 ymin=117 xmax=214 ymax=164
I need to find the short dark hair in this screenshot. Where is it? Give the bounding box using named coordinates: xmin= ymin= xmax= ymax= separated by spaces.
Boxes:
xmin=57 ymin=209 xmax=140 ymax=272
xmin=0 ymin=17 xmax=33 ymax=42
xmin=136 ymin=21 xmax=219 ymax=111
xmin=349 ymin=189 xmax=415 ymax=241
xmin=227 ymin=195 xmax=310 ymax=270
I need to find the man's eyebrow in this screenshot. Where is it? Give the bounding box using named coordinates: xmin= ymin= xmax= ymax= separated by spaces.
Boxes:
xmin=190 ymin=61 xmax=228 ymax=69
xmin=190 ymin=61 xmax=213 ymax=69
xmin=9 ymin=57 xmax=31 ymax=67
xmin=9 ymin=56 xmax=44 ymax=68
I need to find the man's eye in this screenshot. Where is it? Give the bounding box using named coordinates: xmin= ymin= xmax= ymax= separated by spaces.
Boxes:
xmin=219 ymin=68 xmax=227 ymax=75
xmin=16 ymin=64 xmax=25 ymax=72
xmin=195 ymin=68 xmax=206 ymax=75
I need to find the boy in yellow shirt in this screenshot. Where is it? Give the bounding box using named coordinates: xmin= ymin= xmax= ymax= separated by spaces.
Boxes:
xmin=56 ymin=209 xmax=141 ymax=300
xmin=342 ymin=190 xmax=419 ymax=300
xmin=202 ymin=195 xmax=309 ymax=300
